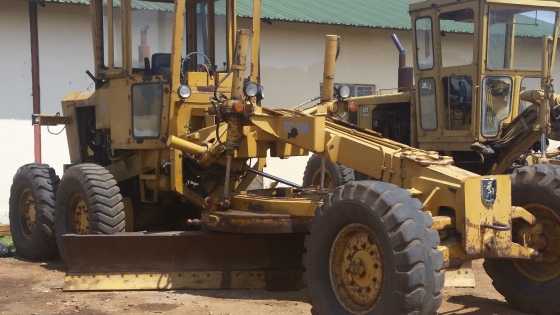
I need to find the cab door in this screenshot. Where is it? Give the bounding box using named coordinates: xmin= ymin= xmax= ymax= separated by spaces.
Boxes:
xmin=413 ymin=2 xmax=480 ymax=151
xmin=413 ymin=13 xmax=440 ymax=147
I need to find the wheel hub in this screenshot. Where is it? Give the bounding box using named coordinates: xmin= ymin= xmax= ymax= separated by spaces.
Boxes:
xmin=330 ymin=224 xmax=383 ymax=314
xmin=514 ymin=203 xmax=560 ymax=282
xmin=19 ymin=189 xmax=36 ymax=237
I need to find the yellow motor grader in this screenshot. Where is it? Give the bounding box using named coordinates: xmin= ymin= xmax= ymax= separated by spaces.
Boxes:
xmin=9 ymin=0 xmax=560 ymax=314
xmin=317 ymin=0 xmax=560 ymax=178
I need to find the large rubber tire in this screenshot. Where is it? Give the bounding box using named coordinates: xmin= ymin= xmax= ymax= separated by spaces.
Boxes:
xmin=9 ymin=164 xmax=59 ymax=260
xmin=55 ymin=164 xmax=125 ymax=255
xmin=303 ymin=154 xmax=355 ymax=189
xmin=484 ymin=164 xmax=560 ymax=315
xmin=305 ymin=180 xmax=444 ymax=315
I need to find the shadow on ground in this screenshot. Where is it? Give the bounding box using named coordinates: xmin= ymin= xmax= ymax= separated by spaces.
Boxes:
xmin=6 ymin=256 xmax=526 ymax=314
xmin=174 ymin=289 xmax=310 ymax=303
xmin=441 ymin=295 xmax=526 ymax=315
xmin=20 ymin=256 xmax=66 ymax=272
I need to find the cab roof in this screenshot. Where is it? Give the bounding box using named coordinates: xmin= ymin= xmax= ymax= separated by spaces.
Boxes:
xmin=410 ymin=0 xmax=560 ymax=12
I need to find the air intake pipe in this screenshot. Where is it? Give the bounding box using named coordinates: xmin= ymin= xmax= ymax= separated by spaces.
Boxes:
xmin=391 ymin=33 xmax=413 ymax=92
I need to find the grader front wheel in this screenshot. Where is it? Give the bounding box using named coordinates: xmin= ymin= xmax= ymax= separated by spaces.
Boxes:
xmin=305 ymin=181 xmax=444 ymax=315
xmin=484 ymin=164 xmax=560 ymax=314
xmin=55 ymin=164 xmax=126 ymax=256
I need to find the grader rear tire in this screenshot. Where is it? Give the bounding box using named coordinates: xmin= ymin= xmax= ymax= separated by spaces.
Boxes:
xmin=9 ymin=164 xmax=59 ymax=260
xmin=303 ymin=154 xmax=355 ymax=189
xmin=484 ymin=164 xmax=560 ymax=315
xmin=305 ymin=181 xmax=444 ymax=315
xmin=55 ymin=164 xmax=125 ymax=256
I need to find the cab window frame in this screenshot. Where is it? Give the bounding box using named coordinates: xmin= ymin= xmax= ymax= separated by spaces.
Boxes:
xmin=131 ymin=82 xmax=165 ymax=140
xmin=480 ymin=76 xmax=514 ymax=138
xmin=415 ymin=16 xmax=436 ymax=71
xmin=485 ymin=5 xmax=558 ymax=71
xmin=418 ymin=77 xmax=438 ymax=130
xmin=96 ymin=0 xmax=128 ymax=72
xmin=443 ymin=75 xmax=473 ymax=130
xmin=438 ymin=8 xmax=476 ymax=68
xmin=186 ymin=0 xmax=230 ymax=73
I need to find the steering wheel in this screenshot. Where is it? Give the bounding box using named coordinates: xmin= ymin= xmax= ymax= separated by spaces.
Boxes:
xmin=182 ymin=52 xmax=212 ymax=73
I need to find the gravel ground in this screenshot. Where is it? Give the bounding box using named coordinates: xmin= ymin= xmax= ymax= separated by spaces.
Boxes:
xmin=0 ymin=257 xmax=526 ymax=315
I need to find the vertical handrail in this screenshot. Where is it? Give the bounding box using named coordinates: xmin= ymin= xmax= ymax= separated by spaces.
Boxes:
xmin=29 ymin=0 xmax=41 ymax=163
xmin=250 ymin=0 xmax=262 ymax=84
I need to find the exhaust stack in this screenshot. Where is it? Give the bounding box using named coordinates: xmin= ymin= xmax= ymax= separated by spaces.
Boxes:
xmin=391 ymin=33 xmax=413 ymax=91
xmin=322 ymin=35 xmax=339 ymax=102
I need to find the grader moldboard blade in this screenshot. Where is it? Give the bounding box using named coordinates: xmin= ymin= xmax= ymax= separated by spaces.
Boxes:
xmin=61 ymin=231 xmax=305 ymax=291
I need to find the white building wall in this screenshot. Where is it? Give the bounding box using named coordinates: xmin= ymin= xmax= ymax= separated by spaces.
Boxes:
xmin=0 ymin=2 xmax=412 ymax=223
xmin=1 ymin=1 xmax=559 ymax=223
xmin=0 ymin=2 xmax=92 ymax=224
xmin=257 ymin=23 xmax=411 ymax=106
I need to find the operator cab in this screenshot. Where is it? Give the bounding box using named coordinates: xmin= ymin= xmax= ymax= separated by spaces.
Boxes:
xmin=88 ymin=0 xmax=237 ymax=153
xmin=410 ymin=0 xmax=560 ymax=151
xmin=96 ymin=0 xmax=231 ymax=77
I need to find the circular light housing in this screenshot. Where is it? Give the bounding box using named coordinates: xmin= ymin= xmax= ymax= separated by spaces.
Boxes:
xmin=338 ymin=85 xmax=351 ymax=99
xmin=244 ymin=81 xmax=259 ymax=97
xmin=178 ymin=85 xmax=191 ymax=99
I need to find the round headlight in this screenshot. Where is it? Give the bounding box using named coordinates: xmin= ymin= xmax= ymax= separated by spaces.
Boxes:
xmin=178 ymin=85 xmax=191 ymax=99
xmin=338 ymin=85 xmax=351 ymax=99
xmin=244 ymin=82 xmax=259 ymax=97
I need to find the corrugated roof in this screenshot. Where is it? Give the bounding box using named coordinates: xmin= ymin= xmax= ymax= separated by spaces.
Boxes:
xmin=45 ymin=0 xmax=412 ymax=29
xmin=47 ymin=0 xmax=174 ymax=11
xmin=45 ymin=0 xmax=555 ymax=36
xmin=237 ymin=0 xmax=412 ymax=30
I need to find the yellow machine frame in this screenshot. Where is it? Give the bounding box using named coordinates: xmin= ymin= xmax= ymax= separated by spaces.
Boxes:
xmin=22 ymin=2 xmax=552 ymax=310
xmin=352 ymin=0 xmax=560 ymax=174
xmin=52 ymin=0 xmax=546 ymax=271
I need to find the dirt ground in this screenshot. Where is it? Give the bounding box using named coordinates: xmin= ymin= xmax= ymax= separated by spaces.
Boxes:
xmin=0 ymin=258 xmax=526 ymax=315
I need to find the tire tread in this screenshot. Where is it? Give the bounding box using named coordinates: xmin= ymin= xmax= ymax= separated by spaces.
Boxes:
xmin=305 ymin=180 xmax=442 ymax=315
xmin=9 ymin=163 xmax=59 ymax=260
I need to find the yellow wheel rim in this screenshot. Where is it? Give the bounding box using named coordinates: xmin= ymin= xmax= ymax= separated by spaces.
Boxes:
xmin=70 ymin=194 xmax=90 ymax=234
xmin=514 ymin=203 xmax=560 ymax=282
xmin=19 ymin=189 xmax=36 ymax=238
xmin=329 ymin=224 xmax=383 ymax=314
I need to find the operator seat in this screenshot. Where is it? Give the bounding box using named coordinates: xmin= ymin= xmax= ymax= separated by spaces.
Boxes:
xmin=151 ymin=53 xmax=171 ymax=76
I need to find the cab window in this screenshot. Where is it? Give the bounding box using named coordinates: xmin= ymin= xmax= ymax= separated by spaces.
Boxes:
xmin=102 ymin=0 xmax=123 ymax=68
xmin=439 ymin=9 xmax=474 ymax=67
xmin=131 ymin=0 xmax=175 ymax=71
xmin=520 ymin=77 xmax=541 ymax=112
xmin=186 ymin=0 xmax=228 ymax=72
xmin=487 ymin=8 xmax=556 ymax=70
xmin=132 ymin=83 xmax=163 ymax=138
xmin=443 ymin=76 xmax=472 ymax=130
xmin=416 ymin=17 xmax=434 ymax=70
xmin=482 ymin=77 xmax=513 ymax=137
xmin=419 ymin=78 xmax=438 ymax=130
